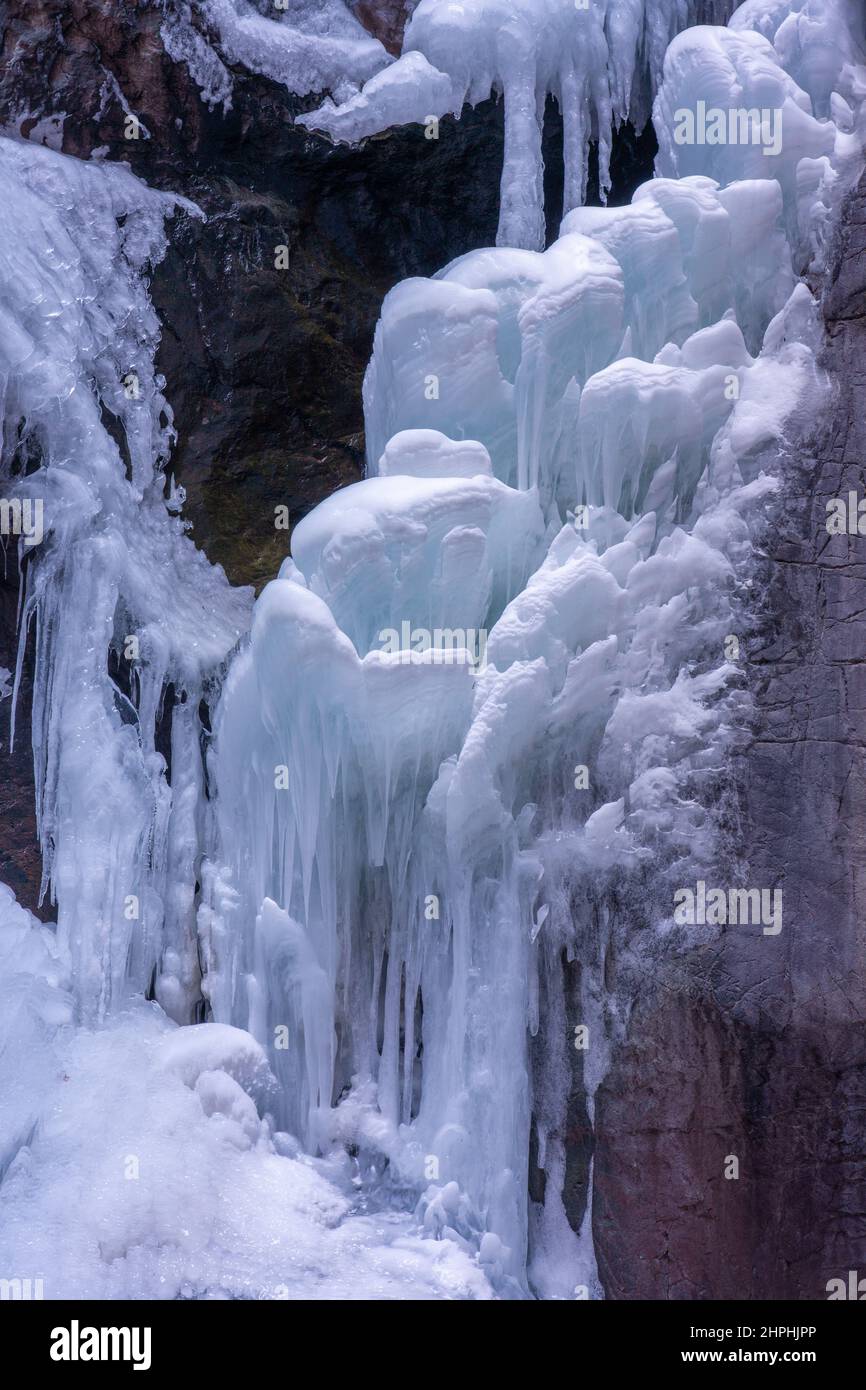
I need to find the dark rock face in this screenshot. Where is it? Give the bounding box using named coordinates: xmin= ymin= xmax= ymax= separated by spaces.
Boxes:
xmin=590 ymin=168 xmax=866 ymax=1300
xmin=146 ymin=96 xmax=508 ymax=590
xmin=0 ymin=547 xmax=43 ymax=918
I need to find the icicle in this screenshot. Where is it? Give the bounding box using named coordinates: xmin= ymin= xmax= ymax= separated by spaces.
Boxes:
xmin=299 ymin=0 xmax=741 ymax=248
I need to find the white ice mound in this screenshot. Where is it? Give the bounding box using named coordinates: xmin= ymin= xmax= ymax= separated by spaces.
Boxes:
xmin=0 ymin=885 xmax=71 ymax=1188
xmin=577 ymin=352 xmax=742 ymax=520
xmin=155 ymin=1019 xmax=274 ymax=1094
xmin=730 ymin=0 xmax=865 ymax=116
xmin=378 ymin=429 xmax=494 ymax=479
xmin=563 ymin=176 xmax=794 ymax=354
xmin=201 ymin=570 xmax=479 ymax=1151
xmin=291 ymin=468 xmax=545 ymax=652
xmin=653 ymin=21 xmax=838 ymax=255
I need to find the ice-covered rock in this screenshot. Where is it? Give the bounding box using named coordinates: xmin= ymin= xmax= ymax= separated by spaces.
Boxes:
xmin=0 ymin=137 xmax=252 ymax=1024
xmin=296 ymin=48 xmax=459 ymax=141
xmin=160 ymin=0 xmax=390 ymax=107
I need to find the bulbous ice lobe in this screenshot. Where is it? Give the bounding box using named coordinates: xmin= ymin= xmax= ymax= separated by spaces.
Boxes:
xmin=290 ymin=469 xmax=544 ymax=652
xmin=730 ymin=0 xmax=865 ymax=116
xmin=364 ymin=232 xmax=626 ymax=498
xmin=652 ymin=18 xmax=855 ymax=261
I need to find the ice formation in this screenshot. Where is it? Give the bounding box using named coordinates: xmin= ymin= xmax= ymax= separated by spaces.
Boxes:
xmin=200 ymin=0 xmax=864 ymax=1297
xmin=1 ymin=0 xmax=864 ymax=1299
xmin=300 ymin=0 xmax=740 ymax=248
xmin=0 ymin=138 xmax=251 ymax=1025
xmin=0 ymin=119 xmax=495 ymax=1304
xmin=160 ymin=0 xmax=390 ymax=107
xmin=0 ymin=896 xmax=490 ymax=1299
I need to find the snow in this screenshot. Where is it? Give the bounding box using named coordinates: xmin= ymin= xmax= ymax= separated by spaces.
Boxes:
xmin=0 ymin=991 xmax=493 ymax=1299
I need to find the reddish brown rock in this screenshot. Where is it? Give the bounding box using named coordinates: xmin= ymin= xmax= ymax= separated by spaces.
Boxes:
xmin=350 ymin=1 xmax=415 ymax=55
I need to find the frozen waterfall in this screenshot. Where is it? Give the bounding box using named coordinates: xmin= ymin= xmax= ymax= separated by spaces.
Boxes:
xmin=0 ymin=139 xmax=251 ymax=1026
xmin=0 ymin=0 xmax=864 ymax=1299
xmin=201 ymin=0 xmax=864 ymax=1295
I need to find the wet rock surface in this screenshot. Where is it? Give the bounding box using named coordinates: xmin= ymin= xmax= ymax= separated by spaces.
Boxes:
xmin=0 ymin=548 xmax=42 ymax=918
xmin=348 ymin=1 xmax=415 ymax=54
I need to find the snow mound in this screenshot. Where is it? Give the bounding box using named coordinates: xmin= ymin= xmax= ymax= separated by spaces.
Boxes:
xmin=0 ymin=999 xmax=492 ymax=1299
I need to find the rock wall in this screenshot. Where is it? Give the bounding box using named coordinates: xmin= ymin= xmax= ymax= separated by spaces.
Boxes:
xmin=349 ymin=1 xmax=416 ymax=54
xmin=590 ymin=168 xmax=866 ymax=1300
